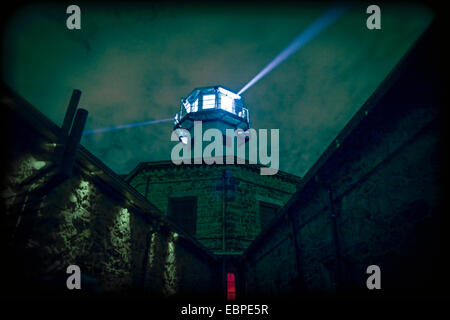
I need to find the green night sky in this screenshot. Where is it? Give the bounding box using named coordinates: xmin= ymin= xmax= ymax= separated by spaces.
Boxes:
xmin=2 ymin=2 xmax=434 ymax=177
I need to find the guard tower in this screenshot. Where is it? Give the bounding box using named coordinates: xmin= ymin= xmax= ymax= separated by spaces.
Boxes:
xmin=173 ymin=86 xmax=250 ymax=145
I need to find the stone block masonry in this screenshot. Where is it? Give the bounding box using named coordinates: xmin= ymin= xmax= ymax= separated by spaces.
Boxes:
xmin=126 ymin=161 xmax=300 ymax=254
xmin=241 ymin=23 xmax=445 ymax=298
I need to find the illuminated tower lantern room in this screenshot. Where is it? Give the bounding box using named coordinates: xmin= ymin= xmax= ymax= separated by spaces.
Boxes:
xmin=173 ymin=86 xmax=250 ymax=145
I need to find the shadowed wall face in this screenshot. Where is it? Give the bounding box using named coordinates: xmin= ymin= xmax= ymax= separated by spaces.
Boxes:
xmin=2 ymin=3 xmax=434 ymax=177
xmin=242 ymin=26 xmax=443 ymax=297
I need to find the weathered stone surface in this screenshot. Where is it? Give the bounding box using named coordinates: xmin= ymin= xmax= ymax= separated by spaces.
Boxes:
xmin=242 ymin=23 xmax=443 ymax=297
xmin=127 ymin=163 xmax=299 ymax=254
xmin=1 ymin=98 xmax=218 ymax=298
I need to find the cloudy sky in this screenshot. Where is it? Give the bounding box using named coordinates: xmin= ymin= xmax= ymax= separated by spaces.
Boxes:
xmin=2 ymin=2 xmax=433 ymax=177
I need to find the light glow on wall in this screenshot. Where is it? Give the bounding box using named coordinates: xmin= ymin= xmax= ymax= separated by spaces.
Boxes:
xmin=69 ymin=179 xmax=92 ymax=218
xmin=9 ymin=155 xmax=47 ymax=185
xmin=163 ymin=232 xmax=179 ymax=296
xmin=110 ymin=207 xmax=131 ymax=263
xmin=58 ymin=179 xmax=93 ymax=269
xmin=148 ymin=232 xmax=157 ymax=269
